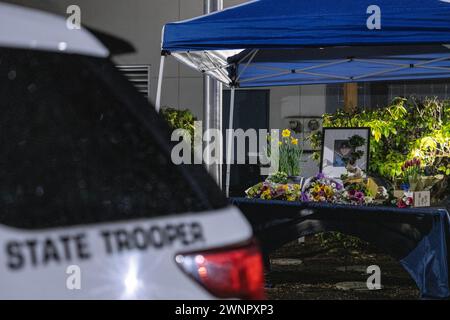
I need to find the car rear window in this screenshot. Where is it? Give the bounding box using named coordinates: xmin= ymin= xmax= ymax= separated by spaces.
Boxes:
xmin=0 ymin=48 xmax=226 ymax=229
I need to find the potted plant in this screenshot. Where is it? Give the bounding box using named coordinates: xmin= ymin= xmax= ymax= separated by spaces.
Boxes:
xmin=267 ymin=129 xmax=304 ymax=185
xmin=392 ymin=157 xmax=433 ymax=207
xmin=400 ymin=158 xmax=422 ymax=191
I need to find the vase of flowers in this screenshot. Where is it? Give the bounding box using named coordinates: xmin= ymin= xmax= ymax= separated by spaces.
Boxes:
xmin=394 ymin=157 xmax=434 ymax=208
xmin=266 ymin=129 xmax=304 ymax=186
xmin=401 ymin=158 xmax=422 ymax=191
xmin=277 ymin=129 xmax=303 ymax=182
xmin=287 ymin=175 xmax=304 ymax=185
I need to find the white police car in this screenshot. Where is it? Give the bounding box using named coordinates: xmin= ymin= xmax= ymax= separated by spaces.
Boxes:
xmin=0 ymin=2 xmax=265 ymax=300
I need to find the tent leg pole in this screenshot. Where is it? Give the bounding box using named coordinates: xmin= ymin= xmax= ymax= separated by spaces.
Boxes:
xmin=155 ymin=55 xmax=166 ymax=112
xmin=225 ymin=87 xmax=235 ymax=198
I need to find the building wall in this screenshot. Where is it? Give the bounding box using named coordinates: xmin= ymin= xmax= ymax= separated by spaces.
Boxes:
xmin=6 ymin=0 xmax=326 ymax=176
xmin=6 ymin=0 xmax=327 ymax=120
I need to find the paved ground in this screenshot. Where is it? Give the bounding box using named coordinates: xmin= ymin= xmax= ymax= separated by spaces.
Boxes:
xmin=265 ymin=237 xmax=419 ymax=300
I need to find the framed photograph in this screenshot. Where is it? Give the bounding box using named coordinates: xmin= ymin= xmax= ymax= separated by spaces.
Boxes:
xmin=320 ymin=127 xmax=370 ymax=178
xmin=283 ymin=116 xmax=323 ymax=152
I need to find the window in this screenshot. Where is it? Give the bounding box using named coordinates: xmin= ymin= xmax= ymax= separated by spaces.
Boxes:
xmin=0 ymin=48 xmax=223 ymax=229
xmin=327 ymin=80 xmax=450 ymax=112
xmin=388 ymin=80 xmax=450 ymax=101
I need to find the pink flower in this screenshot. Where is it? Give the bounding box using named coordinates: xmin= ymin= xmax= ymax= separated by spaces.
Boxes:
xmin=397 ymin=199 xmax=407 ymax=208
xmin=405 ymin=197 xmax=413 ymax=206
xmin=355 ymin=191 xmax=365 ymax=200
xmin=397 ymin=196 xmax=414 ymax=208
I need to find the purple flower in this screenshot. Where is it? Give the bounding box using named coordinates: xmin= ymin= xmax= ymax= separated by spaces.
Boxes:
xmin=301 ymin=192 xmax=310 ymax=202
xmin=335 ymin=183 xmax=343 ymax=190
xmin=316 ymin=172 xmax=325 ymax=180
xmin=355 ymin=191 xmax=365 ymax=200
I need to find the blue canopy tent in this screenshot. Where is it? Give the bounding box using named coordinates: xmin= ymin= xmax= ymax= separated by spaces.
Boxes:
xmin=157 ymin=0 xmax=450 ymax=197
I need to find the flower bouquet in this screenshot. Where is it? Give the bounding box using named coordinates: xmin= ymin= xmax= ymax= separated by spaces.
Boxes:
xmin=394 ymin=158 xmax=432 ymax=208
xmin=342 ymin=181 xmax=373 ymax=205
xmin=399 ymin=158 xmax=444 ymax=192
xmin=245 ymin=181 xmax=302 ymax=202
xmin=397 ymin=193 xmax=414 ymax=208
xmin=400 ymin=158 xmax=422 ymax=191
xmin=302 ymin=173 xmax=345 ymax=203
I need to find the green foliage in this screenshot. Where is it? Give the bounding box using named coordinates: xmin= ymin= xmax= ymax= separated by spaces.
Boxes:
xmin=316 ymin=232 xmax=370 ymax=252
xmin=279 ymin=141 xmax=303 ymax=176
xmin=160 ymin=107 xmax=196 ymax=139
xmin=267 ymin=171 xmax=288 ymax=184
xmin=310 ymin=98 xmax=450 ymax=181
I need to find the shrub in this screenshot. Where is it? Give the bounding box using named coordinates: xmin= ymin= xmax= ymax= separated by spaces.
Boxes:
xmin=310 ymin=97 xmax=450 ymax=182
xmin=160 ymin=107 xmax=196 ymax=139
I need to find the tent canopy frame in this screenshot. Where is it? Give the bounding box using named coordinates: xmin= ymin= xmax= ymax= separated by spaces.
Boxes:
xmin=164 ymin=49 xmax=450 ymax=88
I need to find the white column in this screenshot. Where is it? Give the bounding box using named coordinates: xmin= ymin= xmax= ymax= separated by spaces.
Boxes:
xmin=203 ymin=0 xmax=224 ymax=186
xmin=225 ymin=87 xmax=236 ymax=198
xmin=155 ymin=54 xmax=166 ymax=112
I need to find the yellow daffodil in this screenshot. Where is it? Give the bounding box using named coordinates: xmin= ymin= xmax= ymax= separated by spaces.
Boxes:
xmin=282 ymin=129 xmax=291 ymax=138
xmin=261 ymin=189 xmax=272 ymax=200
xmin=291 ymin=138 xmax=299 ymax=145
xmin=286 ymin=195 xmax=296 ymax=202
xmin=324 ymin=186 xmax=333 ymax=197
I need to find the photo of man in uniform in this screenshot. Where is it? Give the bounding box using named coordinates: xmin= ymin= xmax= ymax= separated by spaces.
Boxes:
xmin=333 ymin=140 xmax=353 ymax=167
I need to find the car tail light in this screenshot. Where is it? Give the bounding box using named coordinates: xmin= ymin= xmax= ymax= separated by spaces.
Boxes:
xmin=175 ymin=239 xmax=266 ymax=300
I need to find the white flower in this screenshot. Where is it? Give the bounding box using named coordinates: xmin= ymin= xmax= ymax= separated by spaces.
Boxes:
xmin=365 ymin=196 xmax=374 ymax=204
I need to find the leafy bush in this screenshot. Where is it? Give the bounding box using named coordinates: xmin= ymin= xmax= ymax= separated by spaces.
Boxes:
xmin=310 ymin=98 xmax=450 ymax=252
xmin=310 ymin=98 xmax=450 ymax=182
xmin=160 ymin=107 xmax=196 ymax=139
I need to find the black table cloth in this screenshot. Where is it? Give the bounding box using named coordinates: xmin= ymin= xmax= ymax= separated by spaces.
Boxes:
xmin=230 ymin=197 xmax=450 ymax=299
